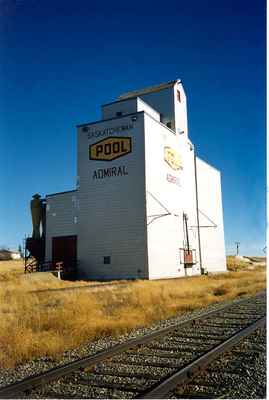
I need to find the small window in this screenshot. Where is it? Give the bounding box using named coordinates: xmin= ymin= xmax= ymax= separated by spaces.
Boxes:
xmin=166 ymin=121 xmax=172 ymax=129
xmin=177 ymin=90 xmax=181 ymax=102
xmin=104 ymin=256 xmax=111 ymax=264
xmin=116 ymin=111 xmax=122 ymax=117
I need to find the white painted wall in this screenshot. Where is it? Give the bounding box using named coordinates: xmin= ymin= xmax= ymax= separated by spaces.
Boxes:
xmin=196 ymin=158 xmax=226 ymax=272
xmin=144 ymin=113 xmax=200 ymax=279
xmin=118 ymin=81 xmax=188 ymax=136
xmin=101 ymin=98 xmax=138 ymax=120
xmin=102 ymin=97 xmax=160 ymax=122
xmin=180 ymin=140 xmax=202 ymax=276
xmin=173 ymin=82 xmax=188 ymax=137
xmin=77 ymin=113 xmax=147 ymax=280
xmin=137 ymin=98 xmax=160 ymax=121
xmin=136 ymin=87 xmax=175 ymax=130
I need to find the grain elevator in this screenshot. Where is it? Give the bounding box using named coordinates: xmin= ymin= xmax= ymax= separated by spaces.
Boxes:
xmin=28 ymin=79 xmax=226 ymax=279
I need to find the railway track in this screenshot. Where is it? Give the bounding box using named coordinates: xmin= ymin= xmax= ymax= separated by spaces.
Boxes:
xmin=0 ymin=292 xmax=266 ymax=399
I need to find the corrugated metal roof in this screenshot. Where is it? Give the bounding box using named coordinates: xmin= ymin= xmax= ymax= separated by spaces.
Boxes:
xmin=46 ymin=189 xmax=77 ymax=198
xmin=118 ymin=79 xmax=180 ymax=100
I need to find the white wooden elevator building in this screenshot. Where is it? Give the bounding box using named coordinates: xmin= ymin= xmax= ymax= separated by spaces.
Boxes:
xmin=45 ymin=79 xmax=226 ymax=280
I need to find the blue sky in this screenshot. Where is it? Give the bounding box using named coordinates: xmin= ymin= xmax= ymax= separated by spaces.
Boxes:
xmin=0 ymin=0 xmax=265 ymax=255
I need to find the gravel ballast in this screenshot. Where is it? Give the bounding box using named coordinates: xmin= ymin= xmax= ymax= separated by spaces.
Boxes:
xmin=171 ymin=327 xmax=266 ymax=399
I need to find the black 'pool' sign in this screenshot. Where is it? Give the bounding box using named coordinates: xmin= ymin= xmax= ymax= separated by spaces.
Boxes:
xmin=89 ymin=137 xmax=132 ymax=161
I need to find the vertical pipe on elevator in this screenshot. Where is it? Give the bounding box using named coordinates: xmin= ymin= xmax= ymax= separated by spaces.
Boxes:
xmin=194 ymin=151 xmax=204 ymax=274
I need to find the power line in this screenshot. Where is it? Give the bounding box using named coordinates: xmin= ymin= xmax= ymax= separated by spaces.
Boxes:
xmin=235 ymin=242 xmax=240 ymax=256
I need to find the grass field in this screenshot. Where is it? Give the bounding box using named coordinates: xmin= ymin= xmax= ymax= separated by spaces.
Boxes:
xmin=0 ymin=258 xmax=266 ymax=369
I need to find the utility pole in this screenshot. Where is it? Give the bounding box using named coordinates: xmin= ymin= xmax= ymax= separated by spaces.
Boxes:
xmin=235 ymin=242 xmax=240 ymax=256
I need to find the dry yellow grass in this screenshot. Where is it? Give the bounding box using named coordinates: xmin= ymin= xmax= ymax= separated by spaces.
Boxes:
xmin=226 ymin=256 xmax=250 ymax=271
xmin=226 ymin=255 xmax=266 ymax=271
xmin=0 ymin=259 xmax=266 ymax=369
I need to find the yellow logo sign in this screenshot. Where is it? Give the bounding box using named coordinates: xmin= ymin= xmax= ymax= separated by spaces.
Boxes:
xmin=164 ymin=146 xmax=182 ymax=170
xmin=89 ymin=137 xmax=132 ymax=161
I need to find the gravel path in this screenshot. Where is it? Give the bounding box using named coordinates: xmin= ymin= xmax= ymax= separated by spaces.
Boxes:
xmin=0 ymin=291 xmax=265 ymax=394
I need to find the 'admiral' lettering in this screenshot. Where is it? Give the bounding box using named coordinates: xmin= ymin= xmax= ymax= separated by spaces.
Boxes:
xmin=93 ymin=166 xmax=128 ymax=179
xmin=167 ymin=173 xmax=181 ymax=187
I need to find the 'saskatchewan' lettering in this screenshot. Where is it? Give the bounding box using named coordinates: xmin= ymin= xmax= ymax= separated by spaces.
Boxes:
xmin=87 ymin=124 xmax=133 ymax=139
xmin=93 ymin=166 xmax=128 ymax=180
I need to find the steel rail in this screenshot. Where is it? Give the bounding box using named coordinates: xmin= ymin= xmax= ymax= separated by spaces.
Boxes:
xmin=138 ymin=315 xmax=266 ymax=399
xmin=0 ymin=293 xmax=265 ymax=398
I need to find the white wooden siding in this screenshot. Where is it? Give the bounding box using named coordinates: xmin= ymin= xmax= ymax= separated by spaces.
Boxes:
xmin=77 ymin=113 xmax=148 ymax=280
xmin=196 ymin=158 xmax=226 ymax=272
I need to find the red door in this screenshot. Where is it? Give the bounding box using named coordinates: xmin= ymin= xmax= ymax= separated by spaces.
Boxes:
xmin=52 ymin=235 xmax=77 ymax=271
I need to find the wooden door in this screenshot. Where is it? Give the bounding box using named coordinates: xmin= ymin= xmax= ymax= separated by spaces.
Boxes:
xmin=52 ymin=235 xmax=77 ymax=271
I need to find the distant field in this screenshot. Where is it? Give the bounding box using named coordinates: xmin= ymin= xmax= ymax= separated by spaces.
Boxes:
xmin=0 ymin=257 xmax=266 ymax=369
xmin=226 ymin=255 xmax=266 ymax=271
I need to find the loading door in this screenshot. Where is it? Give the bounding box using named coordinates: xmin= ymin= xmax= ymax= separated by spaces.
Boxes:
xmin=52 ymin=235 xmax=77 ymax=271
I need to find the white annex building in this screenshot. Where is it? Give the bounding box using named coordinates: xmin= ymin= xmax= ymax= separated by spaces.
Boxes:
xmin=45 ymin=79 xmax=226 ymax=280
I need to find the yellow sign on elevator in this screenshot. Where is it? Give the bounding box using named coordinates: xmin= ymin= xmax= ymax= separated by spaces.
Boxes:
xmin=164 ymin=146 xmax=183 ymax=170
xmin=89 ymin=137 xmax=132 ymax=161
